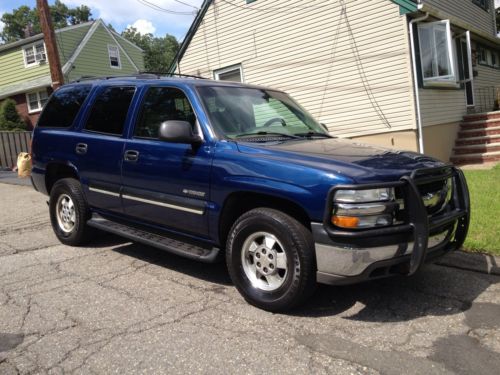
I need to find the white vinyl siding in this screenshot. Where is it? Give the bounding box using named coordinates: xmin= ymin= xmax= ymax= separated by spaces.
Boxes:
xmin=179 ymin=0 xmax=416 ymax=138
xmin=422 ymin=0 xmax=495 ymax=37
xmin=419 ymin=89 xmax=467 ymax=127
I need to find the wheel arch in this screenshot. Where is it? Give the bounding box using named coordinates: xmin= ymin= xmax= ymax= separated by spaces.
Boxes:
xmin=218 ymin=191 xmax=311 ymax=248
xmin=45 ymin=162 xmax=80 ymax=195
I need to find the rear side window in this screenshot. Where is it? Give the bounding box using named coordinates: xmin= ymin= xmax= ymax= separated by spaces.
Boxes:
xmin=84 ymin=86 xmax=135 ymax=135
xmin=37 ymin=85 xmax=92 ymax=128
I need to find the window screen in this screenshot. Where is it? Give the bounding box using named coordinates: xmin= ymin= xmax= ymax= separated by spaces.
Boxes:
xmin=85 ymin=86 xmax=135 ymax=135
xmin=37 ymin=85 xmax=92 ymax=128
xmin=134 ymin=87 xmax=196 ymax=138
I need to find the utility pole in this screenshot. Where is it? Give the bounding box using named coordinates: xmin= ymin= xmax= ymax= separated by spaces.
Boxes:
xmin=37 ymin=0 xmax=64 ymax=89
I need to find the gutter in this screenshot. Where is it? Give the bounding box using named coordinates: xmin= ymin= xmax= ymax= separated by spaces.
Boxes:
xmin=409 ymin=12 xmax=429 ymax=154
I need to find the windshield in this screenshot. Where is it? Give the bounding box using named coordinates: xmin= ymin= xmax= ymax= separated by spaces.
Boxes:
xmin=196 ymin=86 xmax=328 ymax=139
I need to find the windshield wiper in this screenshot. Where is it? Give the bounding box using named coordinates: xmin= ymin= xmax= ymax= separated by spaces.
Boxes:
xmin=294 ymin=131 xmax=333 ymax=138
xmin=235 ymin=131 xmax=301 ymax=139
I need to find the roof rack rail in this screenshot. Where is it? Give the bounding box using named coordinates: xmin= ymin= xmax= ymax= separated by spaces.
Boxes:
xmin=71 ymin=72 xmax=209 ymax=83
xmin=140 ymin=71 xmax=209 ymax=80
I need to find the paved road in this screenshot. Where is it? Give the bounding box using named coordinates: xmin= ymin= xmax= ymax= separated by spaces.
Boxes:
xmin=0 ymin=183 xmax=499 ymax=374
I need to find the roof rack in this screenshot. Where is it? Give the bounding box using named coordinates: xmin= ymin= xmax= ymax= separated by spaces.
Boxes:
xmin=72 ymin=72 xmax=209 ymax=83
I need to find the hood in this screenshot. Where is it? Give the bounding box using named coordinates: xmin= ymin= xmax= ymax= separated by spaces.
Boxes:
xmin=235 ymin=137 xmax=446 ymax=183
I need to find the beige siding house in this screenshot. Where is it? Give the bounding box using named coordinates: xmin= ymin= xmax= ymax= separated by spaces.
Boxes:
xmin=173 ymin=0 xmax=500 ymax=163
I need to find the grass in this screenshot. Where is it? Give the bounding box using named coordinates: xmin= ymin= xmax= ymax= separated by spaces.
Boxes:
xmin=462 ymin=164 xmax=500 ymax=256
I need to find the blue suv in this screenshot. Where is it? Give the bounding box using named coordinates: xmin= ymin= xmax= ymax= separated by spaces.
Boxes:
xmin=31 ymin=76 xmax=470 ymax=311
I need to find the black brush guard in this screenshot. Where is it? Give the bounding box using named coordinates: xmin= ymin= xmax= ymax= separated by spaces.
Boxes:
xmin=323 ymin=166 xmax=470 ymax=275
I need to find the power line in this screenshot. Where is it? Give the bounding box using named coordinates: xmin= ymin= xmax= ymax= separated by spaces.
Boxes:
xmin=172 ymin=0 xmax=200 ymax=9
xmin=135 ymin=0 xmax=197 ymax=15
xmin=219 ymin=0 xmax=333 ymax=12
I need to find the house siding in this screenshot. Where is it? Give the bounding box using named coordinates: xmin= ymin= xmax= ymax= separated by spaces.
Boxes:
xmin=419 ymin=89 xmax=467 ymax=127
xmin=67 ymin=23 xmax=139 ymax=81
xmin=179 ymin=0 xmax=417 ymax=139
xmin=56 ymin=24 xmax=92 ymax=66
xmin=422 ymin=0 xmax=496 ymax=37
xmin=0 ymin=47 xmax=50 ymax=89
xmin=113 ymin=33 xmax=145 ymax=72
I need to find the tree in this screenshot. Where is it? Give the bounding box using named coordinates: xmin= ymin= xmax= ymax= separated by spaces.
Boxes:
xmin=121 ymin=27 xmax=179 ymax=74
xmin=0 ymin=99 xmax=26 ymax=131
xmin=0 ymin=1 xmax=92 ymax=43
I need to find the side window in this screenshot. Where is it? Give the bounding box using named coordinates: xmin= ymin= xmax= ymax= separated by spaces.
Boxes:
xmin=134 ymin=87 xmax=196 ymax=139
xmin=84 ymin=86 xmax=135 ymax=135
xmin=37 ymin=85 xmax=92 ymax=128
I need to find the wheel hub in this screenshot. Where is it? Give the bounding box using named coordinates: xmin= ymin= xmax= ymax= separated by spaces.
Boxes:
xmin=254 ymin=245 xmax=277 ymax=276
xmin=241 ymin=232 xmax=288 ymax=292
xmin=56 ymin=194 xmax=76 ymax=233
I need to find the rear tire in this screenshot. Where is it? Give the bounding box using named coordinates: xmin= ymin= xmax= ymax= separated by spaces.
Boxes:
xmin=49 ymin=178 xmax=94 ymax=246
xmin=226 ymin=208 xmax=316 ymax=312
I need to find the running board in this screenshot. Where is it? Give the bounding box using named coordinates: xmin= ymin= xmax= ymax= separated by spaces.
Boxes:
xmin=87 ymin=214 xmax=220 ymax=263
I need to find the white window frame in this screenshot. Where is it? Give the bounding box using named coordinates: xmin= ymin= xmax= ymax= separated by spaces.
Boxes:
xmin=22 ymin=42 xmax=47 ymax=68
xmin=107 ymin=44 xmax=121 ymax=69
xmin=418 ymin=20 xmax=457 ymax=87
xmin=213 ymin=64 xmax=244 ymax=82
xmin=26 ymin=89 xmax=49 ymax=114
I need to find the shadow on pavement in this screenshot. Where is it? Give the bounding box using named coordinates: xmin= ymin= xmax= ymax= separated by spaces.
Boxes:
xmin=110 ymin=240 xmax=232 ymax=286
xmin=294 ymin=254 xmax=499 ymax=320
xmin=90 ymin=231 xmax=498 ymax=321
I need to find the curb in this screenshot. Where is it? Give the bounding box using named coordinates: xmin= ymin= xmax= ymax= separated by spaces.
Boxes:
xmin=436 ymin=250 xmax=500 ymax=276
xmin=0 ymin=171 xmax=31 ymax=187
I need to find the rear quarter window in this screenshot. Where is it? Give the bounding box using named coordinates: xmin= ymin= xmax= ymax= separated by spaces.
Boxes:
xmin=37 ymin=85 xmax=92 ymax=128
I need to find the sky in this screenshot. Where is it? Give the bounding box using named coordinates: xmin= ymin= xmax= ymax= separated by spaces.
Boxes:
xmin=0 ymin=0 xmax=204 ymax=40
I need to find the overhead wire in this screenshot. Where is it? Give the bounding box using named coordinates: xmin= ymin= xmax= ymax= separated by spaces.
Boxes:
xmin=219 ymin=0 xmax=334 ymax=12
xmin=135 ymin=0 xmax=197 ymax=15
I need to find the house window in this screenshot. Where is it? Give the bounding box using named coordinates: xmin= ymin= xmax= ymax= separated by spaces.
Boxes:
xmin=472 ymin=0 xmax=489 ymax=11
xmin=108 ymin=45 xmax=121 ymax=69
xmin=26 ymin=89 xmax=49 ymax=113
xmin=418 ymin=20 xmax=456 ymax=86
xmin=477 ymin=45 xmax=488 ymax=64
xmin=23 ymin=42 xmax=47 ymax=67
xmin=214 ymin=64 xmax=243 ymax=82
xmin=477 ymin=44 xmax=500 ymax=68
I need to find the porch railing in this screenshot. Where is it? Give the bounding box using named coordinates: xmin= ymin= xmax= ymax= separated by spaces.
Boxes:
xmin=0 ymin=131 xmax=32 ymax=170
xmin=472 ymin=86 xmax=500 ymax=114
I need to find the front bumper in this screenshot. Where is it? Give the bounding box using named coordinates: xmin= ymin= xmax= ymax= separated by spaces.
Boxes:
xmin=313 ymin=166 xmax=470 ymax=285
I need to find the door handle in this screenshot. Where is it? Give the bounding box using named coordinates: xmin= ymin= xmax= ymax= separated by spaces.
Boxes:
xmin=75 ymin=143 xmax=88 ymax=155
xmin=124 ymin=150 xmax=139 ymax=162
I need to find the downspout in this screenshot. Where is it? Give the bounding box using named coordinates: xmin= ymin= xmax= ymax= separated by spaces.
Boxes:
xmin=409 ymin=12 xmax=429 ymax=154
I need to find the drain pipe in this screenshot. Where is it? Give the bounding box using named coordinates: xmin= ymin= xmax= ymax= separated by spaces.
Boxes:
xmin=409 ymin=12 xmax=429 ymax=154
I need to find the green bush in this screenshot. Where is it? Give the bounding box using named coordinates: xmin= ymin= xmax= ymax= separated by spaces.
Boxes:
xmin=0 ymin=98 xmax=27 ymax=131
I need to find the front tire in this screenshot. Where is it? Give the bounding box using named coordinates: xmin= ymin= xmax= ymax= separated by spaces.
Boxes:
xmin=226 ymin=208 xmax=316 ymax=312
xmin=49 ymin=178 xmax=93 ymax=246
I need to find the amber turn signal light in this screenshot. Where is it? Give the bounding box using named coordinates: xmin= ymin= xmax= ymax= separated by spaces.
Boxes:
xmin=331 ymin=215 xmax=360 ymax=228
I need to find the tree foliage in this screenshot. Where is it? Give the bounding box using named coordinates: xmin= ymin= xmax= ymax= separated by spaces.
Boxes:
xmin=121 ymin=27 xmax=179 ymax=74
xmin=0 ymin=99 xmax=26 ymax=131
xmin=0 ymin=1 xmax=92 ymax=43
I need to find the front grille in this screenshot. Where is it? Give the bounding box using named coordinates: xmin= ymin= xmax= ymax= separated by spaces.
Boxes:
xmin=394 ymin=167 xmax=455 ymax=222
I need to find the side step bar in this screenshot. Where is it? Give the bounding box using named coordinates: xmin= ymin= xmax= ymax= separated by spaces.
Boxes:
xmin=87 ymin=214 xmax=220 ymax=263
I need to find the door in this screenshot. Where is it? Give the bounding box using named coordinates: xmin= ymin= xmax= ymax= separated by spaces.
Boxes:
xmin=459 ymin=31 xmax=475 ymax=107
xmin=76 ymin=85 xmax=136 ymax=213
xmin=121 ymin=86 xmax=212 ymax=237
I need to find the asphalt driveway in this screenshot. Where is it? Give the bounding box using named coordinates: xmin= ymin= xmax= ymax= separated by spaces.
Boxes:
xmin=0 ymin=183 xmax=499 ymax=374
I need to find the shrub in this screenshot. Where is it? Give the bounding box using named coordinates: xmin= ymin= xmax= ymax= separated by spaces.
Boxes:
xmin=0 ymin=99 xmax=27 ymax=131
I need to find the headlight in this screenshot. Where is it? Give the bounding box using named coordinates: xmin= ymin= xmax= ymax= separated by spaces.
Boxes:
xmin=334 ymin=188 xmax=394 ymax=203
xmin=332 ymin=188 xmax=396 ymax=229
